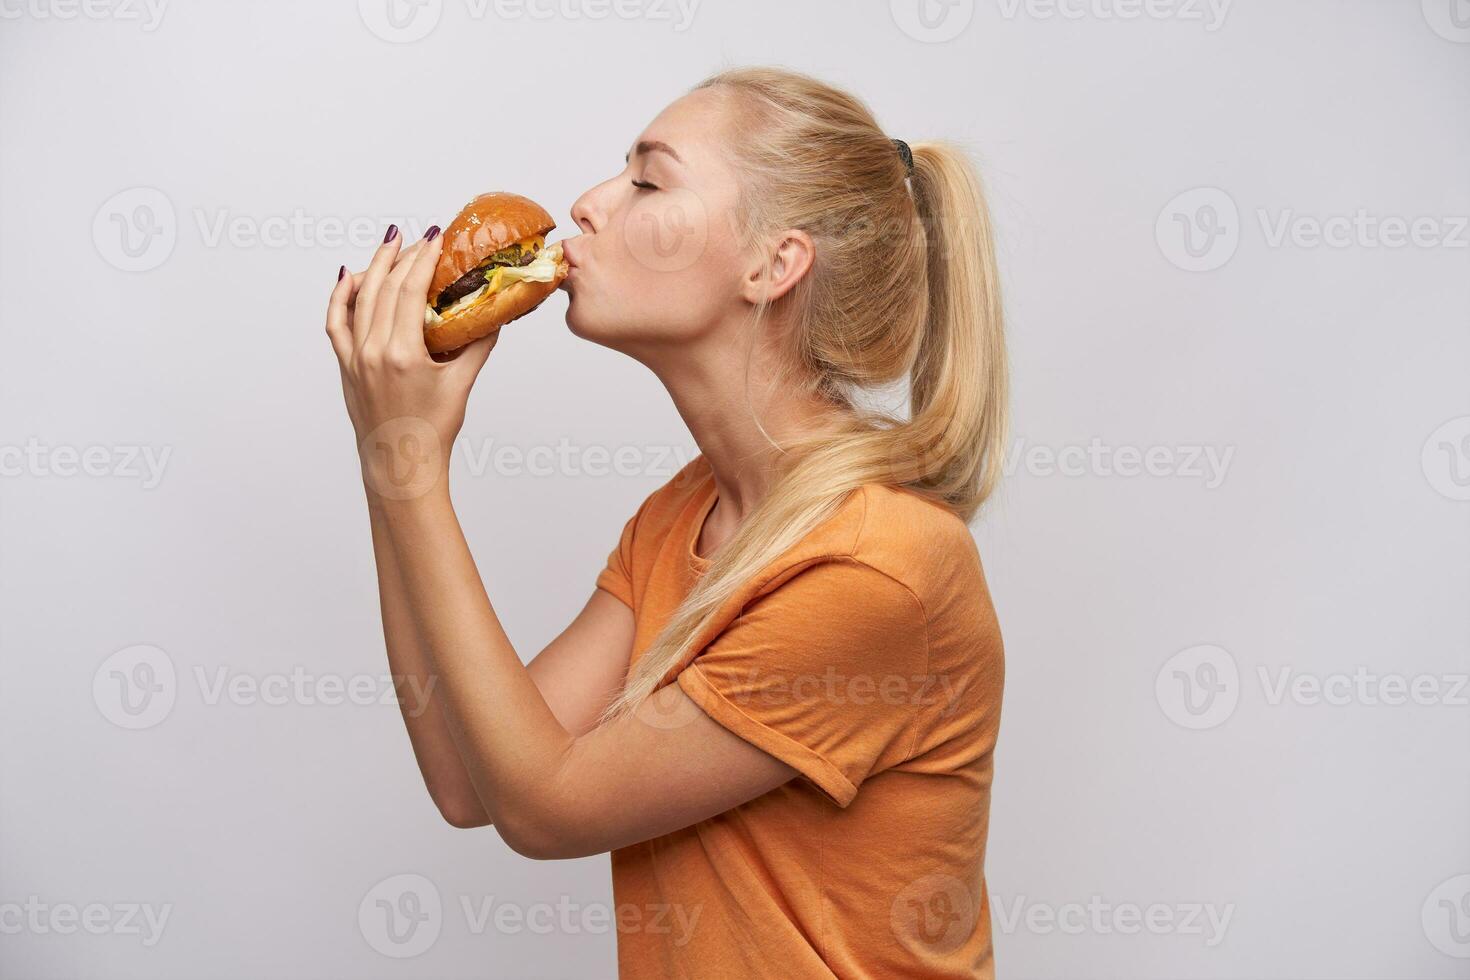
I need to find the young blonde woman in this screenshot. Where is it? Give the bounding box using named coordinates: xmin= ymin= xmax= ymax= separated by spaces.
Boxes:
xmin=325 ymin=66 xmax=1008 ymax=978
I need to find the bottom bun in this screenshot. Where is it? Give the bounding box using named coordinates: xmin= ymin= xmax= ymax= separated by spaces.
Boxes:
xmin=423 ymin=267 xmax=567 ymax=354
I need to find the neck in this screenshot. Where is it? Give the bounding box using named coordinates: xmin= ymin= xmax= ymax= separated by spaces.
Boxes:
xmin=647 ymin=329 xmax=838 ymax=527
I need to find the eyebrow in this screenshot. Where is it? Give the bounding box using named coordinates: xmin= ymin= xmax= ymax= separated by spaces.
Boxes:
xmin=624 ymin=140 xmax=683 ymax=165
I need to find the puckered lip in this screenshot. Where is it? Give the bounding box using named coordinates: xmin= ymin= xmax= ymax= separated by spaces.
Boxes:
xmin=559 ymin=237 xmax=581 ymax=269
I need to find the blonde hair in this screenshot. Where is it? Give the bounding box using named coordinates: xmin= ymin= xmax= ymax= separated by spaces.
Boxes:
xmin=601 ymin=66 xmax=1009 ymax=721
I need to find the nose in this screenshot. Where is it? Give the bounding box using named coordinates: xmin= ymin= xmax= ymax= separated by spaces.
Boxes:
xmin=569 ymin=179 xmax=611 ymax=235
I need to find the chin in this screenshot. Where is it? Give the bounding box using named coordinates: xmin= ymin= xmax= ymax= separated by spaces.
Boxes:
xmin=565 ymin=305 xmax=660 ymax=356
xmin=565 ymin=307 xmax=624 ymax=349
xmin=563 ymin=297 xmax=599 ymax=342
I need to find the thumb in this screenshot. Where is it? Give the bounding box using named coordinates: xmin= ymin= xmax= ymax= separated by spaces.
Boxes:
xmin=446 ymin=329 xmax=501 ymax=387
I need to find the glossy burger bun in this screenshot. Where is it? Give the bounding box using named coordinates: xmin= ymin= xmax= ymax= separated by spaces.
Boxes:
xmin=423 ymin=191 xmax=567 ymax=355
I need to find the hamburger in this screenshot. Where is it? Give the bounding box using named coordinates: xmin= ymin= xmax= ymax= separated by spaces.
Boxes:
xmin=422 ymin=192 xmax=568 ymax=354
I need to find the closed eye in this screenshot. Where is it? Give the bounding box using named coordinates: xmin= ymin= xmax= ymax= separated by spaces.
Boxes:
xmin=631 ymin=179 xmax=658 ymax=191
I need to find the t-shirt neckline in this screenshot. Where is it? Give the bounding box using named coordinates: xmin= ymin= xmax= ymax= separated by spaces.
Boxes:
xmin=687 ymin=474 xmax=718 ymax=569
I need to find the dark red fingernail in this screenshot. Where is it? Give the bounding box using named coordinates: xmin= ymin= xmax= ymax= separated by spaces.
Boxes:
xmin=424 ymin=225 xmax=441 ymax=242
xmin=383 ymin=224 xmax=399 ymax=244
xmin=337 ymin=265 xmax=346 ymax=281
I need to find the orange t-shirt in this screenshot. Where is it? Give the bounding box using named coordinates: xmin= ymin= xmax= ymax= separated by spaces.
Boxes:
xmin=595 ymin=456 xmax=1005 ymax=979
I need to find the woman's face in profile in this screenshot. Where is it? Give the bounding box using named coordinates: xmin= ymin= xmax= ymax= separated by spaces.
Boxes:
xmin=560 ymin=88 xmax=750 ymax=356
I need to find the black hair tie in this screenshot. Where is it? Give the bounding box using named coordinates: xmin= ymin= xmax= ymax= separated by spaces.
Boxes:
xmin=892 ymin=138 xmax=914 ymax=178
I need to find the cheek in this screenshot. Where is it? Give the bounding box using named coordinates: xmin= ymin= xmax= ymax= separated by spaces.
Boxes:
xmin=618 ymin=187 xmax=717 ymax=285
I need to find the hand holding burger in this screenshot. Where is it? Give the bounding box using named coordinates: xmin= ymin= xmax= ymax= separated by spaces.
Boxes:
xmin=324 ymin=192 xmax=568 ymax=495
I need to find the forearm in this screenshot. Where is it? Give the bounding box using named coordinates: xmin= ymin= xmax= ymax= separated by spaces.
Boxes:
xmin=366 ymin=494 xmax=491 ymax=827
xmin=374 ymin=482 xmax=577 ymax=847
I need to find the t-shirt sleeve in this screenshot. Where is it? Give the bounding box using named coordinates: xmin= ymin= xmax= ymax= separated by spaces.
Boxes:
xmin=676 ymin=558 xmax=929 ymax=807
xmin=595 ymin=494 xmax=654 ymax=609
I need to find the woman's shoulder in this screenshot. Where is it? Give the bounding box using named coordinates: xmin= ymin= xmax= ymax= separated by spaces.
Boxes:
xmin=762 ymin=482 xmax=988 ymax=610
xmin=847 ymin=483 xmax=983 ymax=577
xmin=630 ymin=458 xmax=989 ymax=607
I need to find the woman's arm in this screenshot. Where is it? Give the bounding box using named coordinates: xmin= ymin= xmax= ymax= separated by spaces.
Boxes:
xmin=368 ymin=461 xmax=639 ymax=828
xmin=372 ymin=482 xmax=795 ymax=859
xmin=367 ymin=498 xmax=487 ymax=827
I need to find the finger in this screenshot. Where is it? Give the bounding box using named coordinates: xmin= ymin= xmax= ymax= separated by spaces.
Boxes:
xmin=363 ymin=237 xmax=427 ymax=356
xmin=389 ymin=226 xmax=444 ymax=357
xmin=325 ymin=265 xmax=354 ymax=363
xmin=351 ymin=226 xmax=405 ymax=352
xmin=389 ymin=240 xmax=421 ymax=271
xmin=344 ymin=270 xmax=363 ymax=332
xmin=443 ymin=328 xmax=500 ymax=389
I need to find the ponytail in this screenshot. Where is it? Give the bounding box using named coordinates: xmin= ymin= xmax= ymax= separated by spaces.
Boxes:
xmin=897 ymin=140 xmax=1009 ymax=520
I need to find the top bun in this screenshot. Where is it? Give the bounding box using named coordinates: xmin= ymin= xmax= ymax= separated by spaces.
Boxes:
xmin=428 ymin=192 xmax=557 ymax=302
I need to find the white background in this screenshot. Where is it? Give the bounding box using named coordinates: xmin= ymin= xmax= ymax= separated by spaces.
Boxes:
xmin=1 ymin=0 xmax=1467 ymax=977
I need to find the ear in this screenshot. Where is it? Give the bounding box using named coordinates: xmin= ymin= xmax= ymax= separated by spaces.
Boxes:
xmin=739 ymin=229 xmax=815 ymax=305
